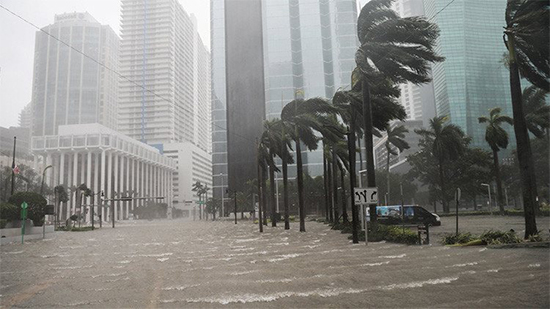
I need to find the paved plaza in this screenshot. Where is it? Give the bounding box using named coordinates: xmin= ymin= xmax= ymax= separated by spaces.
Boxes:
xmin=1 ymin=216 xmax=549 ymax=308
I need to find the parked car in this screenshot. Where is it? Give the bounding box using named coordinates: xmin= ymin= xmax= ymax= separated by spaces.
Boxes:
xmin=376 ymin=205 xmax=441 ymax=226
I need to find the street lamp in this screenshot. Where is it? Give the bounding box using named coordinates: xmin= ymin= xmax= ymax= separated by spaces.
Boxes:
xmin=39 ymin=165 xmax=53 ymax=195
xmin=481 ymin=183 xmax=492 ymax=214
xmin=358 ymin=169 xmax=368 ymax=188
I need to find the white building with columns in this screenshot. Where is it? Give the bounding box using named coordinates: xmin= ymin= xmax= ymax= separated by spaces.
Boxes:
xmin=32 ymin=123 xmax=176 ymax=222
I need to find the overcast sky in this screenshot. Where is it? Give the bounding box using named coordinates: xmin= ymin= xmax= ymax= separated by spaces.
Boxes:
xmin=0 ymin=0 xmax=210 ymax=128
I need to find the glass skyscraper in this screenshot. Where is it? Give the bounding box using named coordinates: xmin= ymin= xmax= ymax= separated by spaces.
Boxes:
xmin=424 ymin=0 xmax=514 ymax=149
xmin=211 ymin=0 xmax=358 ymax=199
xmin=31 ymin=12 xmax=120 ymax=137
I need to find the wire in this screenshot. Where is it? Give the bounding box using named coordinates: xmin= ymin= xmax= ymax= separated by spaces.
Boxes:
xmin=0 ymin=4 xmax=253 ymax=144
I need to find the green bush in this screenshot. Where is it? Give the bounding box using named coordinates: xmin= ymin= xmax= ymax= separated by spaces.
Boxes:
xmin=0 ymin=219 xmax=7 ymax=229
xmin=347 ymin=223 xmax=418 ymax=245
xmin=8 ymin=192 xmax=47 ymax=226
xmin=528 ymin=233 xmax=544 ymax=242
xmin=441 ymin=232 xmax=476 ymax=245
xmin=480 ymin=229 xmax=522 ymax=245
xmin=0 ymin=202 xmax=18 ymax=221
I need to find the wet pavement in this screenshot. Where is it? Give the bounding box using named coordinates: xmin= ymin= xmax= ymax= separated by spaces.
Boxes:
xmin=1 ymin=216 xmax=548 ymax=308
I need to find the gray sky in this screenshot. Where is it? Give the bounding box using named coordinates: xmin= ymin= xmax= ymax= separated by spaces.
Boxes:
xmin=0 ymin=0 xmax=210 ymax=128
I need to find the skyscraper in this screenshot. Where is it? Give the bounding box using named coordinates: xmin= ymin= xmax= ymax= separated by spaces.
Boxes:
xmin=31 ymin=12 xmax=119 ymax=137
xmin=118 ymin=0 xmax=211 ymax=152
xmin=211 ymin=0 xmax=359 ymax=198
xmin=424 ymin=0 xmax=514 ymax=149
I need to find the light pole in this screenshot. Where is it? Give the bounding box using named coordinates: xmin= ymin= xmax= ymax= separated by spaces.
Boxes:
xmin=39 ymin=165 xmax=53 ymax=195
xmin=358 ymin=169 xmax=367 ymax=188
xmin=218 ymin=173 xmax=225 ymax=218
xmin=481 ymin=183 xmax=492 ymax=215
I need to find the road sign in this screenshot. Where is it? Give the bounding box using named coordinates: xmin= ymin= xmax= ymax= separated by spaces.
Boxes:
xmin=354 ymin=187 xmax=378 ymax=205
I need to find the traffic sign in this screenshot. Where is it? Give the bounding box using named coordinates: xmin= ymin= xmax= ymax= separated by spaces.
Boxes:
xmin=354 ymin=187 xmax=378 ymax=205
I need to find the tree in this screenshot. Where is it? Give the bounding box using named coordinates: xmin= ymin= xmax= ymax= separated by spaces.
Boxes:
xmin=260 ymin=119 xmax=283 ymax=227
xmin=280 ymin=97 xmax=340 ymax=232
xmin=383 ymin=123 xmax=410 ymax=203
xmin=479 ymin=107 xmax=514 ymax=214
xmin=413 ymin=116 xmax=467 ymax=213
xmin=205 ymin=198 xmax=221 ymax=220
xmin=522 ymin=86 xmax=550 ymax=138
xmin=355 ymin=0 xmax=443 ymax=218
xmin=8 ymin=192 xmax=47 ymax=226
xmin=191 ymin=181 xmax=204 ymax=220
xmin=53 ymin=185 xmax=69 ymax=227
xmin=504 ymin=0 xmax=548 ymax=237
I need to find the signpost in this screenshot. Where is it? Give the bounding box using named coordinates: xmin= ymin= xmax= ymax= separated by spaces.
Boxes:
xmin=21 ymin=202 xmax=28 ymax=244
xmin=354 ymin=187 xmax=378 ymax=245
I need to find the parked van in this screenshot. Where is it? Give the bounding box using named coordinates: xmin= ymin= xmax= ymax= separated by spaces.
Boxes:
xmin=376 ymin=205 xmax=441 ymax=226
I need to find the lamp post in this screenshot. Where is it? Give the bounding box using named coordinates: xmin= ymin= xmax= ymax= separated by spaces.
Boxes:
xmin=39 ymin=165 xmax=53 ymax=195
xmin=358 ymin=169 xmax=367 ymax=188
xmin=218 ymin=173 xmax=225 ymax=218
xmin=481 ymin=183 xmax=492 ymax=215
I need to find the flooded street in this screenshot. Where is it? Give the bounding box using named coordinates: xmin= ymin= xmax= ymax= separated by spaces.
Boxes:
xmin=1 ymin=218 xmax=549 ymax=308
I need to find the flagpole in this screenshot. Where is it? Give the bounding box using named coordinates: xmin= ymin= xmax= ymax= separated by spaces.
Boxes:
xmin=10 ymin=137 xmax=16 ymax=196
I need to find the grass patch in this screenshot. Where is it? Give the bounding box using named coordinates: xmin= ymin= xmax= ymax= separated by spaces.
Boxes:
xmin=56 ymin=226 xmax=95 ymax=232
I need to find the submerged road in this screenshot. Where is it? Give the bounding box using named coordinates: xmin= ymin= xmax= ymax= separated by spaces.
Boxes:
xmin=1 ymin=217 xmax=548 ymax=308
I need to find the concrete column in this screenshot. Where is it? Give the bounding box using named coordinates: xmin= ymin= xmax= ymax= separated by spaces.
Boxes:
xmin=59 ymin=153 xmax=65 ymax=221
xmin=120 ymin=155 xmax=125 ymax=220
xmin=107 ymin=151 xmax=113 ymax=222
xmin=52 ymin=154 xmax=59 ymax=188
xmin=114 ymin=153 xmax=119 ymax=221
xmin=86 ymin=152 xmax=92 ymax=222
xmin=80 ymin=153 xmax=85 ymax=186
xmin=100 ymin=150 xmax=106 ymax=221
xmin=94 ymin=152 xmax=99 ymax=222
xmin=126 ymin=155 xmax=130 ymax=219
xmin=132 ymin=158 xmax=136 ymax=211
xmin=67 ymin=154 xmax=72 ymax=220
xmin=45 ymin=153 xmax=52 ymax=190
xmin=145 ymin=162 xmax=150 ymax=200
xmin=33 ymin=154 xmax=38 ymax=171
xmin=72 ymin=152 xmax=78 ymax=214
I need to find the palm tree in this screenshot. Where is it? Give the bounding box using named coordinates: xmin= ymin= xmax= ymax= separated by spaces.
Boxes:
xmin=280 ymin=98 xmax=340 ymax=232
xmin=416 ymin=116 xmax=467 ymax=213
xmin=355 ymin=0 xmax=443 ymax=218
xmin=504 ymin=0 xmax=548 ymax=237
xmin=260 ymin=119 xmax=282 ymax=227
xmin=384 ymin=123 xmax=410 ymax=204
xmin=522 ymin=86 xmax=550 ymax=138
xmin=479 ymin=107 xmax=514 ymax=214
xmin=191 ymin=181 xmax=204 ymax=219
xmin=53 ymin=185 xmax=69 ymax=228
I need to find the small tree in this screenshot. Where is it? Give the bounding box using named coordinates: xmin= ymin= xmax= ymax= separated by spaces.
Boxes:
xmin=8 ymin=192 xmax=47 ymax=226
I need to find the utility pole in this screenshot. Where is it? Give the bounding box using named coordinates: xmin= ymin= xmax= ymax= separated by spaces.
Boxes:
xmin=234 ymin=190 xmax=238 ymax=224
xmin=10 ymin=137 xmax=16 ymax=196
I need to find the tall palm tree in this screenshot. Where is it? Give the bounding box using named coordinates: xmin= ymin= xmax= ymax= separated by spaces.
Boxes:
xmin=260 ymin=120 xmax=282 ymax=227
xmin=504 ymin=0 xmax=548 ymax=237
xmin=280 ymin=98 xmax=341 ymax=232
xmin=384 ymin=123 xmax=410 ymax=204
xmin=355 ymin=0 xmax=443 ymax=218
xmin=191 ymin=181 xmax=204 ymax=220
xmin=416 ymin=116 xmax=466 ymax=213
xmin=522 ymin=86 xmax=550 ymax=138
xmin=479 ymin=107 xmax=514 ymax=214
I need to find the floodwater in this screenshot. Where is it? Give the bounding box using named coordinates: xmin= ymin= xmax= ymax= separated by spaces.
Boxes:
xmin=1 ymin=217 xmax=548 ymax=308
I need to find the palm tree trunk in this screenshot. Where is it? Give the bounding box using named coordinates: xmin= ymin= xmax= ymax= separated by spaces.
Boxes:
xmin=339 ymin=164 xmax=348 ymax=223
xmin=261 ymin=168 xmax=268 ymax=226
xmin=269 ymin=161 xmax=277 ymax=227
xmin=386 ymin=149 xmax=391 ymax=205
xmin=327 ymin=160 xmax=334 ymax=223
xmin=438 ymin=158 xmax=449 ymax=213
xmin=323 ymin=153 xmax=329 ymax=221
xmin=362 ymin=79 xmax=377 ymax=220
xmin=508 ymin=34 xmax=538 ymax=238
xmin=283 ymin=156 xmax=290 ymax=230
xmin=295 ymin=139 xmax=306 ymax=232
xmin=332 ymin=149 xmax=339 ymax=223
xmin=256 ymin=149 xmax=263 ymax=232
xmin=492 ymin=149 xmax=505 ymax=215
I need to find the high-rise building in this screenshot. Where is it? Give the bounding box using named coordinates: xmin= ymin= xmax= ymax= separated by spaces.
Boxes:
xmin=424 ymin=0 xmax=514 ymax=149
xmin=19 ymin=103 xmax=33 ymax=131
xmin=31 ymin=12 xmax=120 ymax=137
xmin=391 ymin=0 xmax=436 ymax=125
xmin=118 ymin=0 xmax=211 ymax=152
xmin=211 ymin=0 xmax=359 ymax=199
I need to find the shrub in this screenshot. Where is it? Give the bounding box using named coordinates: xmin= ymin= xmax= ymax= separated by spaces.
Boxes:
xmin=0 ymin=202 xmax=18 ymax=221
xmin=480 ymin=229 xmax=522 ymax=245
xmin=347 ymin=223 xmax=418 ymax=245
xmin=8 ymin=192 xmax=47 ymax=226
xmin=441 ymin=232 xmax=476 ymax=245
xmin=528 ymin=233 xmax=544 ymax=242
xmin=0 ymin=219 xmax=7 ymax=229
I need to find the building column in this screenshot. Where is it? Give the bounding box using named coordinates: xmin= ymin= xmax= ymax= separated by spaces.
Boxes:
xmin=86 ymin=152 xmax=92 ymax=222
xmin=94 ymin=152 xmax=99 ymax=223
xmin=67 ymin=153 xmax=72 ymax=220
xmin=132 ymin=158 xmax=136 ymax=212
xmin=114 ymin=152 xmax=119 ymax=221
xmin=72 ymin=152 xmax=78 ymax=214
xmin=101 ymin=150 xmax=106 ymax=222
xmin=107 ymin=151 xmax=113 ymax=222
xmin=125 ymin=155 xmax=130 ymax=219
xmin=52 ymin=154 xmax=59 ymax=188
xmin=45 ymin=153 xmax=52 ymax=192
xmin=59 ymin=153 xmax=65 ymax=221
xmin=120 ymin=155 xmax=125 ymax=220
xmin=145 ymin=162 xmax=149 ymax=201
